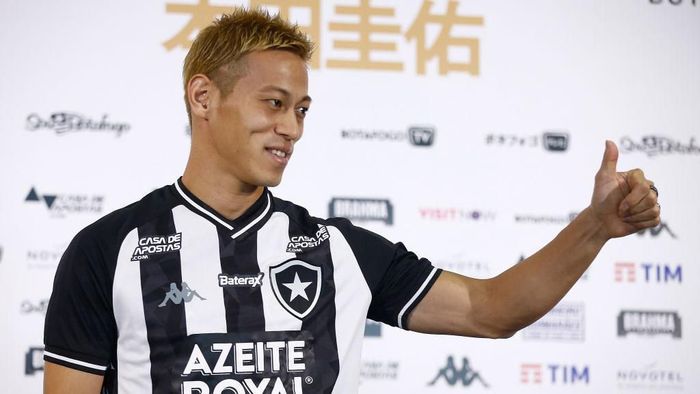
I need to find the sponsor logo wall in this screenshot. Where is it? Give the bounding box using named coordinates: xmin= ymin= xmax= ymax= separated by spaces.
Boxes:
xmin=2 ymin=0 xmax=697 ymax=393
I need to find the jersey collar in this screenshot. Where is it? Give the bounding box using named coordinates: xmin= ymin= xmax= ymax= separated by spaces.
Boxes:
xmin=173 ymin=177 xmax=273 ymax=239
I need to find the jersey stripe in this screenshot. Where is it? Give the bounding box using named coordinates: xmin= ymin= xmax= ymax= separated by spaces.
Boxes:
xmin=172 ymin=205 xmax=227 ymax=335
xmin=219 ymin=227 xmax=266 ymax=331
xmin=138 ymin=210 xmax=187 ymax=393
xmin=257 ymin=212 xmax=302 ymax=332
xmin=113 ymin=227 xmax=152 ymax=393
xmin=174 ymin=180 xmax=233 ymax=230
xmin=397 ymin=267 xmax=439 ymax=328
xmin=327 ymin=225 xmax=372 ymax=394
xmin=292 ymin=219 xmax=340 ymax=392
xmin=43 ymin=351 xmax=107 ymax=372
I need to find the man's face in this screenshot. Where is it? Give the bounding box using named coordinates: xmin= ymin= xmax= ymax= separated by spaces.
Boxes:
xmin=206 ymin=50 xmax=310 ymax=188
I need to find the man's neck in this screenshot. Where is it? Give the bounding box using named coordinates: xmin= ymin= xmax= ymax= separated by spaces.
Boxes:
xmin=181 ymin=168 xmax=264 ymax=221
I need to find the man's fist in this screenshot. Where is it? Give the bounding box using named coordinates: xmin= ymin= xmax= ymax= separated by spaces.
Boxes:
xmin=590 ymin=140 xmax=661 ymax=239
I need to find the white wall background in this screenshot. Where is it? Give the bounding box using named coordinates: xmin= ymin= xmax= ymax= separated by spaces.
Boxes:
xmin=0 ymin=0 xmax=698 ymax=392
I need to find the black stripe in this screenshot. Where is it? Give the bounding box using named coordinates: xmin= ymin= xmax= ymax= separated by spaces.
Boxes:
xmin=138 ymin=210 xmax=186 ymax=393
xmin=289 ymin=220 xmax=339 ymax=393
xmin=218 ymin=227 xmax=266 ymax=331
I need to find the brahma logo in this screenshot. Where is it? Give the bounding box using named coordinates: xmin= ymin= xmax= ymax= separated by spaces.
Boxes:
xmin=617 ymin=310 xmax=682 ymax=338
xmin=25 ymin=347 xmax=44 ymax=375
xmin=329 ymin=198 xmax=393 ymax=225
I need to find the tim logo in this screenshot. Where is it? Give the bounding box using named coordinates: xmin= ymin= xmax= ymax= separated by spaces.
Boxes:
xmin=521 ymin=364 xmax=589 ymax=385
xmin=618 ymin=310 xmax=682 ymax=338
xmin=408 ymin=126 xmax=436 ymax=146
xmin=329 ymin=198 xmax=393 ymax=225
xmin=637 ymin=222 xmax=677 ymax=239
xmin=270 ymin=259 xmax=322 ymax=320
xmin=428 ymin=356 xmax=489 ymax=387
xmin=614 ymin=262 xmax=682 ymax=283
xmin=25 ymin=347 xmax=44 ymax=375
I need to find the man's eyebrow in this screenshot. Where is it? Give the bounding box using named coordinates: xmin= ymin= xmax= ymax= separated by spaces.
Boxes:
xmin=260 ymin=86 xmax=312 ymax=103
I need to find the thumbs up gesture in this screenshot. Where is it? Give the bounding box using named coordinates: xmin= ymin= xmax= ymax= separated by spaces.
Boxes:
xmin=591 ymin=140 xmax=661 ymax=239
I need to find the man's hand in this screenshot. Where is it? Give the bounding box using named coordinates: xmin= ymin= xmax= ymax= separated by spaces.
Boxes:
xmin=409 ymin=140 xmax=662 ymax=338
xmin=591 ymin=140 xmax=661 ymax=239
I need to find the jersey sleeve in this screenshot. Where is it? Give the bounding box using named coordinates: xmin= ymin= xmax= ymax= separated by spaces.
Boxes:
xmin=333 ymin=219 xmax=442 ymax=329
xmin=44 ymin=231 xmax=117 ymax=375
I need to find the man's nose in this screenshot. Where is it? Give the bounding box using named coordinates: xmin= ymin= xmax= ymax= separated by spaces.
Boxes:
xmin=274 ymin=110 xmax=302 ymax=141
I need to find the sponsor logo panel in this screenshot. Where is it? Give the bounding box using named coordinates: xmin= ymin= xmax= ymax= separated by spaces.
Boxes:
xmin=340 ymin=125 xmax=436 ymax=147
xmin=25 ymin=347 xmax=44 ymax=375
xmin=329 ymin=198 xmax=393 ymax=225
xmin=617 ymin=310 xmax=682 ymax=338
xmin=514 ymin=211 xmax=578 ymax=225
xmin=521 ymin=302 xmax=585 ymax=342
xmin=25 ymin=187 xmax=105 ymax=217
xmin=614 ymin=262 xmax=682 ymax=284
xmin=177 ymin=331 xmax=317 ymax=394
xmin=620 ymin=136 xmax=700 ymax=157
xmin=428 ymin=356 xmax=489 ymax=388
xmin=419 ymin=207 xmax=496 ymax=222
xmin=25 ymin=112 xmax=130 ymax=137
xmin=364 ymin=320 xmax=382 ymax=338
xmin=617 ymin=363 xmax=684 ymax=391
xmin=485 ymin=130 xmax=570 ymax=152
xmin=21 ymin=299 xmax=49 ymax=315
xmin=131 ymin=233 xmax=182 ymax=261
xmin=362 ymin=360 xmax=399 ymax=382
xmin=520 ymin=363 xmax=590 ymax=385
xmin=637 ymin=222 xmax=677 ymax=239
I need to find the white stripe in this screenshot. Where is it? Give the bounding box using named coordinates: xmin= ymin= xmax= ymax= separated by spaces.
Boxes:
xmin=112 ymin=228 xmax=152 ymax=393
xmin=43 ymin=351 xmax=106 ymax=371
xmin=172 ymin=205 xmax=227 ymax=335
xmin=327 ymin=226 xmax=372 ymax=394
xmin=231 ymin=194 xmax=271 ymax=239
xmin=397 ymin=267 xmax=438 ymax=329
xmin=257 ymin=212 xmax=302 ymax=331
xmin=174 ymin=181 xmax=233 ymax=230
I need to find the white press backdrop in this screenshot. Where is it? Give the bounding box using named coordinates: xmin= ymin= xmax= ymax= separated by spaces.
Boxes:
xmin=0 ymin=0 xmax=698 ymax=392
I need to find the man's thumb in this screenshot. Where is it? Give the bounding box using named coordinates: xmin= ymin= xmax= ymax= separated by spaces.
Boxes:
xmin=600 ymin=140 xmax=619 ymax=173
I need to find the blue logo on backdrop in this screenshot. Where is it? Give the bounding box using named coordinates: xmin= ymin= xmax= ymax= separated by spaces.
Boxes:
xmin=521 ymin=364 xmax=590 ymax=385
xmin=637 ymin=222 xmax=678 ymax=239
xmin=614 ymin=262 xmax=682 ymax=284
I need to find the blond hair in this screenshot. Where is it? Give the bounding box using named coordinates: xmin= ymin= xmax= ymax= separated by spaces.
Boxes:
xmin=183 ymin=8 xmax=314 ymax=121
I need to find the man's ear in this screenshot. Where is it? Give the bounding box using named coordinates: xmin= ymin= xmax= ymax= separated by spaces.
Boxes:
xmin=187 ymin=74 xmax=213 ymax=121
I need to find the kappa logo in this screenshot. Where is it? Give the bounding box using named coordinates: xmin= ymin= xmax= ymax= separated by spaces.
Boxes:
xmin=218 ymin=273 xmax=264 ymax=288
xmin=131 ymin=233 xmax=182 ymax=261
xmin=158 ymin=282 xmax=206 ymax=307
xmin=286 ymin=225 xmax=330 ymax=253
xmin=270 ymin=259 xmax=322 ymax=320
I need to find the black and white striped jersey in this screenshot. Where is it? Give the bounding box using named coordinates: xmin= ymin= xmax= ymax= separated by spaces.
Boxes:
xmin=44 ymin=179 xmax=441 ymax=394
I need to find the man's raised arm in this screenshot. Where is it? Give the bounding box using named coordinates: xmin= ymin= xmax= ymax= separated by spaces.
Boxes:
xmin=409 ymin=141 xmax=660 ymax=338
xmin=44 ymin=362 xmax=103 ymax=394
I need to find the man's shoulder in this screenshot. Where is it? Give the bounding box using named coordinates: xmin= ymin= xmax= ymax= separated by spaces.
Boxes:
xmin=76 ymin=183 xmax=179 ymax=246
xmin=271 ymin=194 xmax=353 ymax=230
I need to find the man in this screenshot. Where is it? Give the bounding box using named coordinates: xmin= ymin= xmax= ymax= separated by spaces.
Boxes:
xmin=43 ymin=8 xmax=660 ymax=394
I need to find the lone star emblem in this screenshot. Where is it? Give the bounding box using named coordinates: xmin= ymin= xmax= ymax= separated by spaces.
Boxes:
xmin=283 ymin=272 xmax=312 ymax=302
xmin=270 ymin=259 xmax=322 ymax=320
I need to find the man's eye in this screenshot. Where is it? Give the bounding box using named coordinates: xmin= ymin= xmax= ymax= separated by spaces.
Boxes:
xmin=296 ymin=107 xmax=309 ymax=117
xmin=268 ymin=99 xmax=282 ymax=108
